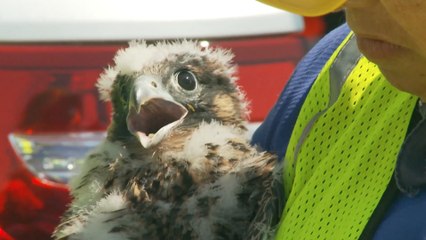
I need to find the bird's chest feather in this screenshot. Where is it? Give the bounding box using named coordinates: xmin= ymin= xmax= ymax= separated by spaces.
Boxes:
xmin=117 ymin=158 xmax=261 ymax=240
xmin=101 ymin=123 xmax=274 ymax=239
xmin=57 ymin=123 xmax=276 ymax=240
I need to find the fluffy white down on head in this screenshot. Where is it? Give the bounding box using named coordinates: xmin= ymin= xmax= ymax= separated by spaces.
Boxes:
xmin=97 ymin=40 xmax=237 ymax=101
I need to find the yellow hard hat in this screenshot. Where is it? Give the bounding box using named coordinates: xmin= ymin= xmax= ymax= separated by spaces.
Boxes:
xmin=258 ymin=0 xmax=346 ymax=16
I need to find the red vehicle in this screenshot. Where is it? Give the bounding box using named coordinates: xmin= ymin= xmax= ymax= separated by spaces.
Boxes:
xmin=0 ymin=0 xmax=337 ymax=239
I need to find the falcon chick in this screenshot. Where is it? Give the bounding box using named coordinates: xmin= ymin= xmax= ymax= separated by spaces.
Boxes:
xmin=53 ymin=40 xmax=283 ymax=240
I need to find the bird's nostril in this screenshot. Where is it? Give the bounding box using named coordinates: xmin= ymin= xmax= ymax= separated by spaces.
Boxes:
xmin=151 ymin=82 xmax=158 ymax=88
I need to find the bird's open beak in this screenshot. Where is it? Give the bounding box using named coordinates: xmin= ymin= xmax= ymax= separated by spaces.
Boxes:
xmin=127 ymin=75 xmax=188 ymax=148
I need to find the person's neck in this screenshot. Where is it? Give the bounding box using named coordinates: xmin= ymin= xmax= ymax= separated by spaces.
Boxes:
xmin=379 ymin=67 xmax=426 ymax=102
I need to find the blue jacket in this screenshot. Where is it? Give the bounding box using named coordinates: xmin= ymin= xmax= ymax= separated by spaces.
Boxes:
xmin=252 ymin=24 xmax=426 ymax=240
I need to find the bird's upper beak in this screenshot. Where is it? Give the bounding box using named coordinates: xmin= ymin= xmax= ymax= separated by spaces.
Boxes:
xmin=127 ymin=75 xmax=188 ymax=148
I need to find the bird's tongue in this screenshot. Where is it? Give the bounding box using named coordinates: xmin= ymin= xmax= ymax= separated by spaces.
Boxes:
xmin=127 ymin=98 xmax=188 ymax=148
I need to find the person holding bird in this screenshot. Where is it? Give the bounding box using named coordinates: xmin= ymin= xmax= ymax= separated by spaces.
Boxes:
xmin=253 ymin=0 xmax=426 ymax=239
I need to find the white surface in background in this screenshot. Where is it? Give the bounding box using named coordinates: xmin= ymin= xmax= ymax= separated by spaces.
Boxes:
xmin=0 ymin=0 xmax=303 ymax=41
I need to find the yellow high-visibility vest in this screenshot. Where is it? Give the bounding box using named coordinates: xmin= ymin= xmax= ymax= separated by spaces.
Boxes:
xmin=275 ymin=32 xmax=417 ymax=240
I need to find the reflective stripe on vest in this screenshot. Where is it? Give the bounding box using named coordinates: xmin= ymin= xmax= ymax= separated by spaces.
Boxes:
xmin=275 ymin=33 xmax=417 ymax=240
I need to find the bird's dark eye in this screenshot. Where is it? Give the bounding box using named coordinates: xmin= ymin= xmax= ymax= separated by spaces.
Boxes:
xmin=175 ymin=70 xmax=197 ymax=91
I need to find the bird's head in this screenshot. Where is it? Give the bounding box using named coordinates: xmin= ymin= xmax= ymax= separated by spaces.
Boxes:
xmin=97 ymin=40 xmax=249 ymax=148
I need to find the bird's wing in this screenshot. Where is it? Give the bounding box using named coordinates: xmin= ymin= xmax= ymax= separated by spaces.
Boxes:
xmin=246 ymin=159 xmax=285 ymax=240
xmin=52 ymin=140 xmax=128 ymax=239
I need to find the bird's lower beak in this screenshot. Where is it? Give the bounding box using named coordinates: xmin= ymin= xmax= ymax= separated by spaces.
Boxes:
xmin=127 ymin=75 xmax=188 ymax=148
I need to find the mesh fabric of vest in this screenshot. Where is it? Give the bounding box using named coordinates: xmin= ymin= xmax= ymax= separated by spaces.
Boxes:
xmin=275 ymin=34 xmax=417 ymax=239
